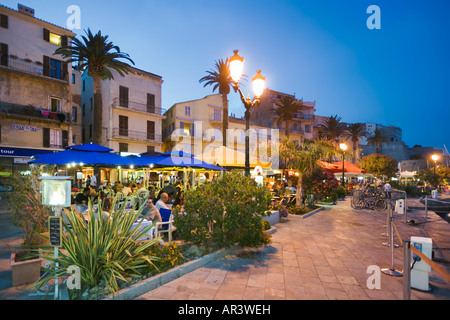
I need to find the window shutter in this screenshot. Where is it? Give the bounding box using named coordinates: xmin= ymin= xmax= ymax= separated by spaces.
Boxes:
xmin=0 ymin=43 xmax=8 ymax=67
xmin=119 ymin=86 xmax=129 ymax=108
xmin=43 ymin=55 xmax=50 ymax=76
xmin=43 ymin=28 xmax=50 ymax=42
xmin=62 ymin=130 xmax=69 ymax=148
xmin=0 ymin=14 xmax=8 ymax=29
xmin=147 ymin=121 xmax=155 ymax=140
xmin=43 ymin=128 xmax=50 ymax=148
xmin=62 ymin=62 xmax=68 ymax=81
xmin=61 ymin=36 xmax=68 ymax=47
xmin=147 ymin=93 xmax=155 ymax=113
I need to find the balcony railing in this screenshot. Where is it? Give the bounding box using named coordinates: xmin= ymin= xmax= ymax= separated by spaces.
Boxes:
xmin=112 ymin=128 xmax=162 ymax=143
xmin=0 ymin=101 xmax=70 ymax=123
xmin=1 ymin=56 xmax=69 ymax=82
xmin=293 ymin=114 xmax=315 ymax=120
xmin=112 ymin=98 xmax=166 ymax=116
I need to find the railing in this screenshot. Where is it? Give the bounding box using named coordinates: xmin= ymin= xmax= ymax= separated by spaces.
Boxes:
xmin=293 ymin=114 xmax=315 ymax=120
xmin=111 ymin=98 xmax=166 ymax=116
xmin=0 ymin=101 xmax=70 ymax=123
xmin=2 ymin=56 xmax=68 ymax=82
xmin=112 ymin=128 xmax=162 ymax=143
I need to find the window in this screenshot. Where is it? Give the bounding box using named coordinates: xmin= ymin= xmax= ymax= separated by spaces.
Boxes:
xmin=0 ymin=43 xmax=8 ymax=67
xmin=72 ymin=107 xmax=77 ymax=122
xmin=305 ymin=125 xmax=312 ymax=133
xmin=90 ymin=98 xmax=93 ymax=111
xmin=119 ymin=143 xmax=128 ymax=153
xmin=89 ymin=125 xmax=92 ymax=138
xmin=62 ymin=130 xmax=68 ymax=149
xmin=185 ymin=106 xmax=191 ymax=116
xmin=43 ymin=56 xmax=65 ymax=80
xmin=72 ymin=74 xmax=76 ymax=84
xmin=0 ymin=14 xmax=8 ymax=29
xmin=147 ymin=146 xmax=155 ymax=153
xmin=119 ymin=86 xmax=129 ymax=108
xmin=50 ymin=97 xmax=61 ymax=112
xmin=119 ymin=115 xmax=128 ymax=136
xmin=147 ymin=93 xmax=155 ymax=113
xmin=83 ymin=79 xmax=86 ymax=92
xmin=50 ymin=129 xmax=61 ymax=148
xmin=147 ymin=121 xmax=155 ymax=140
xmin=214 ymin=109 xmax=222 ymax=122
xmin=43 ymin=28 xmax=67 ymax=46
xmin=82 ymin=104 xmax=85 ymax=117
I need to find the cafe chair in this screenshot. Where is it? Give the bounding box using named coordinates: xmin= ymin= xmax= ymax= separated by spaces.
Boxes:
xmin=156 ymin=208 xmax=175 ymax=244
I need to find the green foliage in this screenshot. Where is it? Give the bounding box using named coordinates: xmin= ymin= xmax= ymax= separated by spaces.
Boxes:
xmin=142 ymin=243 xmax=186 ymax=274
xmin=172 ymin=171 xmax=272 ymax=250
xmin=359 ymin=154 xmax=398 ymax=178
xmin=288 ymin=206 xmax=318 ymax=216
xmin=36 ymin=197 xmax=160 ymax=299
xmin=5 ymin=168 xmax=52 ymax=257
xmin=415 ymin=167 xmax=450 ymax=187
xmin=302 ymin=170 xmax=341 ymax=203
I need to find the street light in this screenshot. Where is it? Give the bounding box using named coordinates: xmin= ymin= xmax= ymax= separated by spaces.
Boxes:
xmin=431 ymin=154 xmax=438 ymax=173
xmin=340 ymin=143 xmax=348 ymax=186
xmin=229 ymin=50 xmax=266 ymax=177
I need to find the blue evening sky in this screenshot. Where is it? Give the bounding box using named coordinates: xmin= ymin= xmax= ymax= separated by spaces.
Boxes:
xmin=3 ymin=0 xmax=449 ymax=150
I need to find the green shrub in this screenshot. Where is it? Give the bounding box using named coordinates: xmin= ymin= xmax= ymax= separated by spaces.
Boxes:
xmin=261 ymin=219 xmax=271 ymax=231
xmin=173 ymin=170 xmax=272 ymax=249
xmin=37 ymin=196 xmax=160 ymax=299
xmin=288 ymin=206 xmax=317 ymax=216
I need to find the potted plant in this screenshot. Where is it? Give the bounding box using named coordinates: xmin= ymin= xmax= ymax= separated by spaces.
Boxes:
xmin=5 ymin=168 xmax=52 ymax=286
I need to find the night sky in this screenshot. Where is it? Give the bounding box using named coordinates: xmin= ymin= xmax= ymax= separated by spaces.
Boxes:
xmin=3 ymin=0 xmax=449 ymax=150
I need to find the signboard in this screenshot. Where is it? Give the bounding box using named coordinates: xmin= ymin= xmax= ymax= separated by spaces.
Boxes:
xmin=48 ymin=216 xmax=62 ymax=248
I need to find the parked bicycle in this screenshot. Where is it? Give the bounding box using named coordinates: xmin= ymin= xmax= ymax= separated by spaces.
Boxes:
xmin=351 ymin=189 xmax=387 ymax=211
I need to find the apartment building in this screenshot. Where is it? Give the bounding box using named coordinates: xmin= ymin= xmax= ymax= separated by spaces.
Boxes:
xmin=81 ymin=66 xmax=165 ymax=155
xmin=0 ymin=4 xmax=76 ymax=189
xmin=250 ymin=89 xmax=316 ymax=145
xmin=162 ymin=94 xmax=276 ymax=168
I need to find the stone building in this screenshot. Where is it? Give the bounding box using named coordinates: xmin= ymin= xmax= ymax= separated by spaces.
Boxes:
xmin=0 ymin=4 xmax=76 ymax=189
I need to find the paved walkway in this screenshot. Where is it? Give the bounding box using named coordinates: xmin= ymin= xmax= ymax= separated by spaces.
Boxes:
xmin=136 ymin=198 xmax=450 ymax=300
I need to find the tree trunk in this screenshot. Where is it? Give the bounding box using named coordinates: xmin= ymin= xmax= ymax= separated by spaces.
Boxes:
xmin=285 ymin=120 xmax=290 ymax=138
xmin=93 ymin=76 xmax=103 ymax=146
xmin=296 ymin=173 xmax=303 ymax=207
xmin=222 ymin=94 xmax=229 ymax=148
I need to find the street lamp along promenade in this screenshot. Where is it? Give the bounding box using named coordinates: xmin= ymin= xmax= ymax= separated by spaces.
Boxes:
xmin=431 ymin=154 xmax=438 ymax=173
xmin=339 ymin=143 xmax=348 ymax=186
xmin=229 ymin=50 xmax=266 ymax=177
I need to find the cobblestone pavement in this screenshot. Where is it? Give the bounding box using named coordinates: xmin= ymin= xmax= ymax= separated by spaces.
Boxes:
xmin=136 ymin=198 xmax=450 ymax=300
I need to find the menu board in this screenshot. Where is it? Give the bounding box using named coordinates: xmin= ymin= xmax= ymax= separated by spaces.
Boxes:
xmin=48 ymin=216 xmax=62 ymax=248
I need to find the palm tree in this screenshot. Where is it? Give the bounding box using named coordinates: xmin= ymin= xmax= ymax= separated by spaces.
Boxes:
xmin=280 ymin=138 xmax=338 ymax=206
xmin=367 ymin=129 xmax=388 ymax=154
xmin=271 ymin=96 xmax=306 ymax=138
xmin=342 ymin=123 xmax=366 ymax=161
xmin=199 ymin=59 xmax=233 ymax=147
xmin=55 ymin=29 xmax=134 ymax=146
xmin=318 ymin=115 xmax=346 ymax=143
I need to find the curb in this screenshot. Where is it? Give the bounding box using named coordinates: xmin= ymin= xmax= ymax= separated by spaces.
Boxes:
xmin=302 ymin=206 xmax=325 ymax=219
xmin=105 ymin=227 xmax=278 ymax=300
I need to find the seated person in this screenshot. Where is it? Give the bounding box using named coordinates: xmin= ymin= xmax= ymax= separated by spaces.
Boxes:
xmin=141 ymin=198 xmax=162 ymax=223
xmin=75 ymin=188 xmax=90 ymax=205
xmin=122 ymin=183 xmax=132 ymax=196
xmin=155 ymin=192 xmax=170 ymax=211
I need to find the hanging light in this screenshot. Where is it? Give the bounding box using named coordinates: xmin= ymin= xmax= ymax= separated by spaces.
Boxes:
xmin=252 ymin=70 xmax=266 ymax=98
xmin=229 ymin=50 xmax=244 ymax=83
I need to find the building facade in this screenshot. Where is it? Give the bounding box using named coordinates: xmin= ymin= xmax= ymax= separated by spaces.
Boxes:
xmin=0 ymin=4 xmax=76 ymax=189
xmin=81 ymin=66 xmax=165 ymax=155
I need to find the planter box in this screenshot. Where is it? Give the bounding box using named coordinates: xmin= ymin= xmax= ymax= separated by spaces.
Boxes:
xmin=263 ymin=211 xmax=280 ymax=226
xmin=10 ymin=252 xmax=43 ymax=287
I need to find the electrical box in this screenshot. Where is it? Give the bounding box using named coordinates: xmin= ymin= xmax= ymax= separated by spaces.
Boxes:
xmin=431 ymin=190 xmax=438 ymax=199
xmin=410 ymin=236 xmax=433 ymax=291
xmin=395 ymin=200 xmax=405 ymax=214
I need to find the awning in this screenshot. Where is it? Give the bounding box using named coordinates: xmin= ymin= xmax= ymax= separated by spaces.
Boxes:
xmin=318 ymin=160 xmax=366 ymax=174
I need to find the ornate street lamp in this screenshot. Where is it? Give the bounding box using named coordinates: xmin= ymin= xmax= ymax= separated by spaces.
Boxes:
xmin=431 ymin=154 xmax=438 ymax=173
xmin=340 ymin=143 xmax=348 ymax=186
xmin=229 ymin=50 xmax=266 ymax=177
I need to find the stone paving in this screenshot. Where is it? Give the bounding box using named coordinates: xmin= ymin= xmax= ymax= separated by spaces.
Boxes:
xmin=136 ymin=198 xmax=450 ymax=300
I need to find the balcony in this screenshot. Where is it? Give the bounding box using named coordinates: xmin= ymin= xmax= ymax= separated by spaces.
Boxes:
xmin=112 ymin=98 xmax=166 ymax=116
xmin=0 ymin=101 xmax=71 ymax=124
xmin=293 ymin=114 xmax=315 ymax=121
xmin=112 ymin=128 xmax=162 ymax=144
xmin=1 ymin=56 xmax=69 ymax=82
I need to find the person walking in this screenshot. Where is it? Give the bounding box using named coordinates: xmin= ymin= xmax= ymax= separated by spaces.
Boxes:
xmin=383 ymin=181 xmax=392 ymax=199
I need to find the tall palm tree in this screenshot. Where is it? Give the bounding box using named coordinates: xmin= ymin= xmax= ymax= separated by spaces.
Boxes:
xmin=367 ymin=129 xmax=388 ymax=154
xmin=199 ymin=59 xmax=233 ymax=147
xmin=280 ymin=138 xmax=338 ymax=207
xmin=318 ymin=115 xmax=346 ymax=143
xmin=342 ymin=123 xmax=366 ymax=162
xmin=271 ymin=96 xmax=306 ymax=138
xmin=55 ymin=29 xmax=134 ymax=146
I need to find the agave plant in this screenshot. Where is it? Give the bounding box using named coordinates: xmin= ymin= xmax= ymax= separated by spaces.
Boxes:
xmin=36 ymin=196 xmax=161 ymax=299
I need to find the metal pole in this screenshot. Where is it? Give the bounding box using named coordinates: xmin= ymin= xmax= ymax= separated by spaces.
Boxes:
xmin=383 ymin=205 xmax=392 ymax=244
xmin=382 ymin=207 xmax=402 ymax=277
xmin=403 ymin=240 xmax=411 ymax=300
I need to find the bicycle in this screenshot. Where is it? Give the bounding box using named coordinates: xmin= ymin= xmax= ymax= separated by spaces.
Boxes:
xmin=352 ymin=191 xmax=386 ymax=211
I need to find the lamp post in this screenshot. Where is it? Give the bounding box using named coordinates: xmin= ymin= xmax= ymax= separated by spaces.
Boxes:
xmin=340 ymin=143 xmax=348 ymax=186
xmin=431 ymin=154 xmax=438 ymax=173
xmin=229 ymin=50 xmax=266 ymax=177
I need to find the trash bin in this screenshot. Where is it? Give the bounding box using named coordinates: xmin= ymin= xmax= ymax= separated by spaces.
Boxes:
xmin=410 ymin=236 xmax=433 ymax=292
xmin=431 ymin=190 xmax=438 ymax=199
xmin=395 ymin=200 xmax=405 ymax=214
